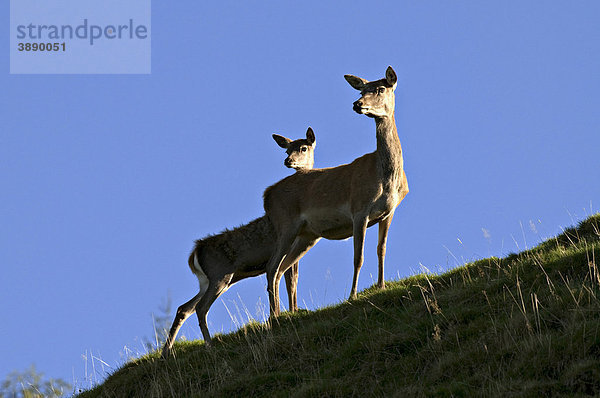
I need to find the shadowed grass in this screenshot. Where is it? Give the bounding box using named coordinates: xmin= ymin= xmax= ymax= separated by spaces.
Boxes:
xmin=78 ymin=214 xmax=600 ymax=397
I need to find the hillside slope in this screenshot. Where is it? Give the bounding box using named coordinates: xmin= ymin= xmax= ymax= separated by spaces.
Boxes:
xmin=79 ymin=214 xmax=600 ymax=397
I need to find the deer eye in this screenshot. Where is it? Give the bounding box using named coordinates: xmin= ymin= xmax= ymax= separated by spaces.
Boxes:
xmin=377 ymin=87 xmax=385 ymax=94
xmin=301 ymin=147 xmax=307 ymax=152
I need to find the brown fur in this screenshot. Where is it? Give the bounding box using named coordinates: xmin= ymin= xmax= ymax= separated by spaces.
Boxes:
xmin=263 ymin=67 xmax=409 ymax=317
xmin=189 ymin=216 xmax=275 ymax=270
xmin=161 ymin=131 xmax=316 ymax=357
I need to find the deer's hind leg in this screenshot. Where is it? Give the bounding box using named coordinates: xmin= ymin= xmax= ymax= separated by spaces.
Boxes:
xmin=267 ymin=226 xmax=304 ymax=317
xmin=162 ymin=291 xmax=204 ymax=358
xmin=284 ymin=263 xmax=299 ymax=312
xmin=195 ymin=276 xmax=233 ymax=345
xmin=276 ymin=235 xmax=318 ymax=312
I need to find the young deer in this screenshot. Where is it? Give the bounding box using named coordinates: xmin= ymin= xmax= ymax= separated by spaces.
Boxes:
xmin=263 ymin=66 xmax=408 ymax=317
xmin=162 ymin=128 xmax=316 ymax=358
xmin=271 ymin=128 xmax=315 ymax=311
xmin=273 ymin=127 xmax=315 ymax=170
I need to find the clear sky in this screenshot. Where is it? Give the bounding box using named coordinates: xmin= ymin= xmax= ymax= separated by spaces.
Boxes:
xmin=1 ymin=1 xmax=599 ymax=392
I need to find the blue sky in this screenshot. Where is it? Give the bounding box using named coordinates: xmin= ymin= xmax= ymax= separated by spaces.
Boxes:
xmin=1 ymin=1 xmax=599 ymax=392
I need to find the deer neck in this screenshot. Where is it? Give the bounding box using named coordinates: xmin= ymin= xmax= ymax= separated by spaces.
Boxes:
xmin=374 ymin=113 xmax=403 ymax=185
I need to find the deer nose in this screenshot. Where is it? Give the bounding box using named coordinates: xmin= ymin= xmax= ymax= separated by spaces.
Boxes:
xmin=284 ymin=158 xmax=292 ymax=167
xmin=353 ymin=100 xmax=363 ymax=112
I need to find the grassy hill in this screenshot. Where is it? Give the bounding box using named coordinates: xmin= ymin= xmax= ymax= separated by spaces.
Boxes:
xmin=78 ymin=214 xmax=600 ymax=397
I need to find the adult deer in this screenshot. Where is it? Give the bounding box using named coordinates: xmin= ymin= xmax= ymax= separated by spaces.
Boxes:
xmin=263 ymin=66 xmax=408 ymax=317
xmin=161 ymin=129 xmax=316 ymax=358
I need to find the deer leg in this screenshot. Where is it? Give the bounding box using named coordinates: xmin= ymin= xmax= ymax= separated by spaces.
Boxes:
xmin=377 ymin=210 xmax=395 ymax=289
xmin=267 ymin=230 xmax=301 ymax=318
xmin=267 ymin=257 xmax=283 ymax=318
xmin=284 ymin=262 xmax=299 ymax=312
xmin=161 ymin=291 xmax=204 ymax=358
xmin=276 ymin=236 xmax=318 ymax=312
xmin=278 ymin=236 xmax=319 ymax=276
xmin=195 ymin=277 xmax=233 ymax=345
xmin=350 ymin=217 xmax=368 ymax=300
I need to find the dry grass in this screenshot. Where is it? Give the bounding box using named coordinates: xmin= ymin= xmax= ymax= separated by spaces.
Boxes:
xmin=78 ymin=214 xmax=600 ymax=397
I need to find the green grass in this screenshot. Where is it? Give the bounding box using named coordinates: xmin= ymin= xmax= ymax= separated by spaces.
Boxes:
xmin=78 ymin=214 xmax=600 ymax=397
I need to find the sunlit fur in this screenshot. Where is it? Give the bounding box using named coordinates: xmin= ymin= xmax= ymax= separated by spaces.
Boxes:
xmin=263 ymin=66 xmax=408 ymax=317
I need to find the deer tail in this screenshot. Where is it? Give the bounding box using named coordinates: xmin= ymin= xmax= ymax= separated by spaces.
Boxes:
xmin=188 ymin=246 xmax=210 ymax=296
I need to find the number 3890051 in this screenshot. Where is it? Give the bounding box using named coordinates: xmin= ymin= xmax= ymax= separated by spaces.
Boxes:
xmin=18 ymin=42 xmax=66 ymax=51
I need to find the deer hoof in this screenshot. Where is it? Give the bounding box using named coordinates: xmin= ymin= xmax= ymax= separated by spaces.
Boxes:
xmin=161 ymin=348 xmax=172 ymax=359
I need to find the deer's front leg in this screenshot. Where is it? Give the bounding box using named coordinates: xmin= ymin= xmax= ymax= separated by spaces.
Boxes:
xmin=350 ymin=216 xmax=368 ymax=299
xmin=377 ymin=210 xmax=395 ymax=289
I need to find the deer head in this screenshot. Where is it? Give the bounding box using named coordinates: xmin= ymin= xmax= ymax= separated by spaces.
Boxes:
xmin=344 ymin=66 xmax=397 ymax=118
xmin=272 ymin=127 xmax=316 ymax=170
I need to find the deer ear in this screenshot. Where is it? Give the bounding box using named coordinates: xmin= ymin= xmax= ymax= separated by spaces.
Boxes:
xmin=306 ymin=127 xmax=316 ymax=146
xmin=344 ymin=74 xmax=367 ymax=90
xmin=385 ymin=66 xmax=397 ymax=89
xmin=272 ymin=134 xmax=292 ymax=149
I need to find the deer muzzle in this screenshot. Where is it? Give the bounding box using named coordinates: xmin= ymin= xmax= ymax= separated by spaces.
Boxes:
xmin=353 ymin=99 xmax=365 ymax=114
